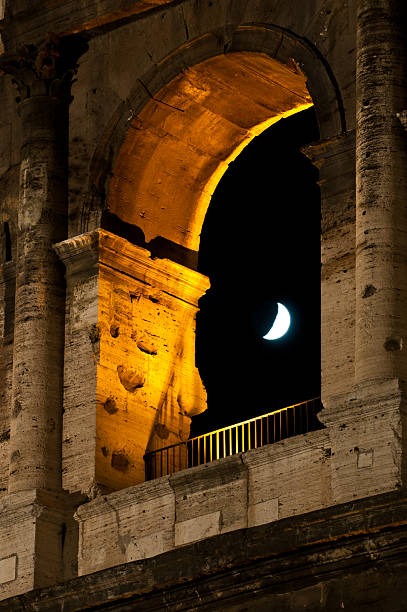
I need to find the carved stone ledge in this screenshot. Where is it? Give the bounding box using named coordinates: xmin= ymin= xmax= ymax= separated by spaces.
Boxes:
xmin=54 ymin=231 xmax=100 ymax=277
xmin=320 ymin=377 xmax=407 ymax=427
xmin=302 ymin=129 xmax=355 ymax=168
xmin=55 ymin=229 xmax=210 ymax=307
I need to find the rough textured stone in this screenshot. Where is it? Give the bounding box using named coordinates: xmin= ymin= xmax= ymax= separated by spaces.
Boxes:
xmin=0 ymin=0 xmax=407 ymax=608
xmin=55 ymin=229 xmax=209 ymax=493
xmin=74 ymin=431 xmax=333 ymax=576
xmin=0 ymin=489 xmax=79 ymax=601
xmin=355 ymin=0 xmax=407 ymax=391
xmin=3 ymin=490 xmax=407 ymax=611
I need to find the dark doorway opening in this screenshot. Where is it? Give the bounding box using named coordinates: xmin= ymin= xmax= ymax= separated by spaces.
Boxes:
xmin=193 ymin=107 xmax=320 ymax=437
xmin=3 ymin=222 xmax=12 ymax=263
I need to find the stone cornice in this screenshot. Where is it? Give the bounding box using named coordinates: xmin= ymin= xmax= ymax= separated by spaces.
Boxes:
xmin=1 ymin=0 xmax=177 ymax=52
xmin=99 ymin=230 xmax=210 ymax=307
xmin=0 ymin=488 xmax=80 ymax=528
xmin=320 ymin=377 xmax=407 ymax=426
xmin=75 ymin=477 xmax=174 ymax=522
xmin=54 ymin=229 xmax=210 ymax=306
xmin=302 ymin=129 xmax=356 ymax=168
xmin=54 ymin=231 xmax=100 ymax=277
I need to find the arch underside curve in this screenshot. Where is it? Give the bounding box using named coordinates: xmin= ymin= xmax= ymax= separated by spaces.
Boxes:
xmin=89 ymin=24 xmax=344 ymax=257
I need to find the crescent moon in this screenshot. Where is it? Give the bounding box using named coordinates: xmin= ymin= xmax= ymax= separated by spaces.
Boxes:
xmin=263 ymin=302 xmax=291 ymax=340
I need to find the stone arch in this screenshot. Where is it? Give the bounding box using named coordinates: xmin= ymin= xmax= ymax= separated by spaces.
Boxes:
xmin=83 ymin=24 xmax=345 ymax=246
xmin=60 ymin=22 xmax=339 ymax=493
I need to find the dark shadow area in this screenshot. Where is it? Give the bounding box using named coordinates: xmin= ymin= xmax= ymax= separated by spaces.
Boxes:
xmin=192 ymin=107 xmax=321 ymax=436
xmin=1 ymin=222 xmax=16 ymax=340
xmin=4 ymin=222 xmax=12 ymax=262
xmin=101 ymin=211 xmax=198 ymax=269
xmin=3 ymin=267 xmax=16 ymax=340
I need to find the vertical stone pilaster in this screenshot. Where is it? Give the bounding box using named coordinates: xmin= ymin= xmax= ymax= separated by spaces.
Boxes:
xmin=54 ymin=231 xmax=100 ymax=497
xmin=303 ymin=131 xmax=356 ymax=406
xmin=307 ymin=3 xmax=407 ymax=505
xmin=0 ymin=36 xmax=87 ymax=597
xmin=0 ymin=36 xmax=87 ymax=493
xmin=355 ymin=0 xmax=407 ymax=390
xmin=55 ymin=229 xmax=209 ymax=495
xmin=10 ymin=95 xmax=67 ymax=492
xmin=305 ymin=110 xmax=407 ymax=501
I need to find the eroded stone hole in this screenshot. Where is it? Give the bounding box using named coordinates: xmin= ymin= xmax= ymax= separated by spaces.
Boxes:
xmin=362 ymin=284 xmax=376 ymax=298
xmin=384 ymin=337 xmax=402 ymax=352
xmin=111 ymin=452 xmax=130 ymax=472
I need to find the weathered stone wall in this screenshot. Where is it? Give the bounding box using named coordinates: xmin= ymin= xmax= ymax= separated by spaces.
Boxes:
xmin=56 ymin=230 xmax=208 ymax=495
xmin=75 ymin=381 xmax=405 ymax=579
xmin=75 ymin=429 xmax=330 ymax=576
xmin=0 ymin=489 xmax=78 ymax=601
xmin=66 ymin=0 xmax=356 ymax=238
xmin=0 ymin=0 xmax=358 ymax=498
xmin=4 ymin=489 xmax=407 ymax=612
xmin=5 ymin=0 xmax=407 ymax=607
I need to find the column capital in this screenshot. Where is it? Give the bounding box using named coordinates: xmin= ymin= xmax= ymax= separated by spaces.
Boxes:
xmin=302 ymin=130 xmax=355 ymax=169
xmin=54 ymin=231 xmax=100 ymax=279
xmin=0 ymin=33 xmax=87 ymax=103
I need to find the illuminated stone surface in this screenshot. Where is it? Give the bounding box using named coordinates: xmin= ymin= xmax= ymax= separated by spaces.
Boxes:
xmin=0 ymin=0 xmax=407 ymax=609
xmin=108 ymin=52 xmax=312 ymax=251
xmin=55 ymin=229 xmax=209 ymax=493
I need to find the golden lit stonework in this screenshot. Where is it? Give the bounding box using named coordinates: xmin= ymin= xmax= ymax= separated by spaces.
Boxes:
xmin=55 ymin=229 xmax=209 ymax=494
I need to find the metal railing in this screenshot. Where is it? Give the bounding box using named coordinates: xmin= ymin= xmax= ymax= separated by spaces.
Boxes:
xmin=144 ymin=397 xmax=322 ymax=481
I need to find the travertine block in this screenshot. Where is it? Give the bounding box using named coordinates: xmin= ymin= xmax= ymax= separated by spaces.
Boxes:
xmin=175 ymin=511 xmax=220 ymax=546
xmin=248 ymin=498 xmax=278 ymax=527
xmin=322 ymin=380 xmax=406 ymax=505
xmin=243 ymin=429 xmax=332 ymax=520
xmin=171 ymin=455 xmax=248 ymax=535
xmin=0 ymin=556 xmax=16 ymax=585
xmin=75 ymin=478 xmax=175 ymax=575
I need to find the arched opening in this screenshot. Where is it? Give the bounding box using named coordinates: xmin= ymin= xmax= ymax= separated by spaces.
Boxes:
xmin=95 ymin=49 xmax=326 ymax=485
xmin=107 ymin=52 xmax=313 ymax=259
xmin=193 ymin=107 xmax=321 ymax=435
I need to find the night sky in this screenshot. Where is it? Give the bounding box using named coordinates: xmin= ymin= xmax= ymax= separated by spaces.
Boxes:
xmin=192 ymin=107 xmax=321 ymax=436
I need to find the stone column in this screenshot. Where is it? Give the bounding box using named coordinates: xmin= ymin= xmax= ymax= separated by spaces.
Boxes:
xmin=0 ymin=36 xmax=86 ymax=492
xmin=356 ymin=0 xmax=407 ymax=391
